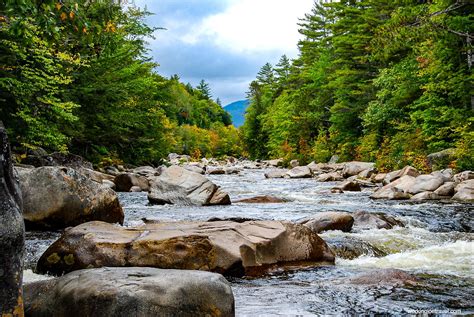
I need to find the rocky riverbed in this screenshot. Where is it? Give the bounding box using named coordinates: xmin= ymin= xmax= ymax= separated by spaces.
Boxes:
xmin=23 ymin=166 xmax=473 ymax=316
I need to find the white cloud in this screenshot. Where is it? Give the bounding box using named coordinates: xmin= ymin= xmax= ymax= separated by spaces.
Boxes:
xmin=182 ymin=0 xmax=314 ymax=56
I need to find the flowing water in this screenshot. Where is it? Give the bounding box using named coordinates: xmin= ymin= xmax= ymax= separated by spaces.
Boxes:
xmin=24 ymin=169 xmax=474 ymax=316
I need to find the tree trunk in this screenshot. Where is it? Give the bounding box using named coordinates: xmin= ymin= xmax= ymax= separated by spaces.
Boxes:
xmin=0 ymin=121 xmax=25 ymax=317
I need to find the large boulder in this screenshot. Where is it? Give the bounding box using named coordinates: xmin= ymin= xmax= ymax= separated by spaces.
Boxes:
xmin=183 ymin=164 xmax=205 ymax=175
xmin=370 ymin=175 xmax=415 ymax=200
xmin=452 ymin=180 xmax=474 ymax=202
xmin=264 ymin=158 xmax=283 ymax=167
xmin=352 ymin=211 xmax=404 ymax=230
xmin=0 ymin=124 xmax=25 ymax=316
xmin=285 ymin=166 xmax=312 ymax=178
xmin=24 ymin=267 xmax=234 ymax=317
xmin=299 ymin=212 xmax=354 ymax=233
xmin=147 ymin=165 xmax=230 ymax=206
xmin=114 ymin=173 xmax=149 ymax=192
xmin=19 ymin=167 xmax=124 ymax=229
xmin=342 ymin=161 xmax=375 ymax=177
xmin=408 ymin=174 xmax=445 ymax=194
xmin=36 ymin=220 xmax=335 ymax=277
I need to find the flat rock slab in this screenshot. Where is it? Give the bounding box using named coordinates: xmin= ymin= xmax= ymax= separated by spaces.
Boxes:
xmin=37 ymin=220 xmax=335 ymax=277
xmin=24 ymin=267 xmax=234 ymax=317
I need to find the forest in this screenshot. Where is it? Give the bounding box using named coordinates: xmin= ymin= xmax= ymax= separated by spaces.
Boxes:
xmin=243 ymin=0 xmax=473 ymax=172
xmin=1 ymin=0 xmax=472 ymax=171
xmin=0 ymin=0 xmax=242 ymax=166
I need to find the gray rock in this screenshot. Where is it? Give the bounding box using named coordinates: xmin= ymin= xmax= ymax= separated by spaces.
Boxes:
xmin=286 ymin=166 xmax=312 ymax=178
xmin=114 ymin=173 xmax=150 ymax=192
xmin=132 ymin=166 xmax=160 ymax=178
xmin=148 ymin=165 xmax=230 ymax=206
xmin=183 ymin=164 xmax=205 ymax=174
xmin=372 ymin=173 xmax=387 ymax=183
xmin=453 ymin=171 xmax=474 ymax=183
xmin=300 ymin=212 xmax=354 ymax=233
xmin=264 ymin=169 xmax=288 ymax=179
xmin=332 ymin=181 xmax=361 ymax=192
xmin=316 ymin=172 xmax=344 ymax=182
xmin=384 ymin=166 xmax=419 ymax=185
xmin=79 ymin=168 xmax=115 ymax=184
xmin=410 ymin=191 xmax=444 ymax=201
xmin=0 ymin=123 xmax=25 ymax=316
xmin=371 ymin=175 xmax=416 ymax=200
xmin=434 ymin=182 xmax=456 ymax=196
xmin=409 ymin=174 xmax=445 ymax=194
xmin=22 ymin=152 xmax=93 ymax=170
xmin=206 ymin=166 xmax=226 ymax=175
xmin=264 ymin=158 xmax=283 ymax=167
xmin=452 ymin=180 xmax=474 ymax=202
xmin=25 ymin=267 xmax=235 ymax=317
xmin=358 ymin=167 xmax=377 ymax=179
xmin=328 ymin=155 xmax=339 ymax=164
xmin=289 ymin=159 xmax=299 ymax=168
xmin=19 ymin=167 xmax=124 ymax=229
xmin=105 ymin=166 xmax=120 ymax=176
xmin=342 ymin=161 xmax=375 ymax=177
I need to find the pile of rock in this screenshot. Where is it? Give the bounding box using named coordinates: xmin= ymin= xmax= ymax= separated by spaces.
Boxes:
xmin=371 ymin=169 xmax=473 ymax=202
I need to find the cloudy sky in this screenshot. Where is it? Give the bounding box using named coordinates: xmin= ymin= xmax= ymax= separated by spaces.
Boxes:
xmin=133 ymin=0 xmax=314 ymax=105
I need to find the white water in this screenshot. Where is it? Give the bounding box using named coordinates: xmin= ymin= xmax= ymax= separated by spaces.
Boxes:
xmin=338 ymin=240 xmax=474 ymax=278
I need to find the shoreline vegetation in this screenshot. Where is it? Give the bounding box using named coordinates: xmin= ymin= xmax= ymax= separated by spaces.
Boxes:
xmin=1 ymin=1 xmax=472 ymax=172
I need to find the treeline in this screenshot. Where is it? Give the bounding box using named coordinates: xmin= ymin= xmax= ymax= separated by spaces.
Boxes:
xmin=0 ymin=1 xmax=242 ymax=166
xmin=243 ymin=0 xmax=473 ymax=171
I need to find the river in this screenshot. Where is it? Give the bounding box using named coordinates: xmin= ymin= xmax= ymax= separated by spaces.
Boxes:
xmin=24 ymin=168 xmax=474 ymax=315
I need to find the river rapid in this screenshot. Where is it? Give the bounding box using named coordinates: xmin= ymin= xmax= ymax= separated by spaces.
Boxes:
xmin=24 ymin=168 xmax=474 ymax=316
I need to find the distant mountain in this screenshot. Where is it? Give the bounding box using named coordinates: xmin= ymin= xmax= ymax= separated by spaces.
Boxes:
xmin=224 ymin=100 xmax=249 ymax=127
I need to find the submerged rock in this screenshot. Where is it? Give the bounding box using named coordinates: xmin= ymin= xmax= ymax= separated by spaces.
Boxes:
xmin=346 ymin=269 xmax=418 ymax=286
xmin=0 ymin=123 xmax=25 ymax=316
xmin=323 ymin=237 xmax=385 ymax=259
xmin=36 ymin=220 xmax=335 ymax=277
xmin=299 ymin=212 xmax=354 ymax=233
xmin=352 ymin=211 xmax=404 ymax=230
xmin=24 ymin=267 xmax=235 ymax=317
xmin=147 ymin=165 xmax=230 ymax=206
xmin=234 ymin=195 xmax=287 ymax=204
xmin=19 ymin=166 xmax=124 ymax=229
